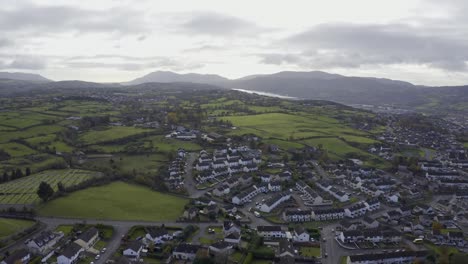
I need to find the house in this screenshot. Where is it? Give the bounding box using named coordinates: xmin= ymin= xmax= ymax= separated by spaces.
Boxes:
xmin=278 ymin=240 xmax=295 ymax=258
xmin=257 ymin=226 xmax=285 ymax=238
xmin=27 ymin=231 xmax=62 ymax=254
xmin=302 ymin=187 xmax=323 ymax=205
xmin=384 ymin=210 xmax=402 ymax=221
xmin=145 ymin=227 xmax=171 ymax=244
xmin=364 ymin=199 xmax=380 ymax=212
xmin=203 ymin=204 xmax=218 ymax=215
xmin=183 ymin=207 xmax=198 ymax=220
xmin=57 ymin=243 xmax=84 ymax=264
xmin=224 ymin=232 xmax=242 ymax=245
xmin=338 ymin=228 xmax=401 ymax=244
xmin=345 ymin=203 xmax=368 ymax=218
xmin=232 ymin=186 xmax=260 ymax=205
xmin=414 ymin=204 xmax=434 ymax=215
xmin=312 ymin=208 xmax=345 ymax=221
xmin=339 ymin=220 xmax=359 ymax=231
xmin=296 ymin=181 xmax=308 ymax=192
xmin=123 ymin=241 xmax=144 ymax=259
xmin=196 ymin=162 xmax=211 ymax=171
xmin=260 ymin=192 xmax=291 ymax=213
xmin=397 ymin=205 xmax=412 ymax=217
xmin=268 ymin=181 xmax=282 ymax=192
xmin=261 ymin=174 xmax=272 ymax=183
xmin=74 ymin=227 xmax=99 ymax=250
xmin=293 ymin=226 xmax=310 ymax=242
xmin=172 ymin=244 xmax=200 ymax=261
xmin=1 ymin=249 xmax=30 ymax=264
xmin=213 ymin=185 xmax=230 ymax=197
xmin=283 ymin=209 xmax=312 ymax=223
xmin=240 ymin=174 xmax=252 ymax=185
xmin=209 ymin=241 xmax=234 ymax=256
xmin=362 ymin=216 xmax=379 ymax=229
xmin=223 ymin=220 xmax=241 ymax=235
xmin=347 ymin=251 xmax=428 ymax=264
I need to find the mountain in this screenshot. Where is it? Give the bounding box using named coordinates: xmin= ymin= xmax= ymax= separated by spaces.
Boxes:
xmin=125 ymin=71 xmax=229 ymax=85
xmin=0 ymin=72 xmax=51 ymax=82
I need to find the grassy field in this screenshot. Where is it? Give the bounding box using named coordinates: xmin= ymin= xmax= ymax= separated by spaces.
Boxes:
xmin=299 ymin=247 xmax=321 ymax=257
xmin=79 ymin=126 xmax=151 ymax=145
xmin=0 ymin=169 xmax=102 ymax=204
xmin=0 ymin=142 xmax=37 ymax=157
xmin=0 ymin=218 xmax=35 ymax=239
xmin=38 ymin=182 xmax=188 ymax=221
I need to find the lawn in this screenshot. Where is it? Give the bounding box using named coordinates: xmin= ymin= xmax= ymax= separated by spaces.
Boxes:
xmin=0 ymin=218 xmax=35 ymax=239
xmin=38 ymin=182 xmax=188 ymax=221
xmin=0 ymin=142 xmax=37 ymax=157
xmin=299 ymin=247 xmax=321 ymax=257
xmin=55 ymin=225 xmax=74 ymax=235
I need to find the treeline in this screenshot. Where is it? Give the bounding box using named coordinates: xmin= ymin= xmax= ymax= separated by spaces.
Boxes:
xmin=0 ymin=167 xmax=31 ymax=183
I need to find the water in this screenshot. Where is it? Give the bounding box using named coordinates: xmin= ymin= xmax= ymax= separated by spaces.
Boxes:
xmin=233 ymin=88 xmax=299 ymax=100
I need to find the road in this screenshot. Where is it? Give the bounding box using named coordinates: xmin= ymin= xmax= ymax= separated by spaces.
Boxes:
xmin=183 ymin=153 xmax=207 ymax=199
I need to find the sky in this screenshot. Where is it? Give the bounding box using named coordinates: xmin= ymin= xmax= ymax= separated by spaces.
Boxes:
xmin=1 ymin=0 xmax=468 ymax=85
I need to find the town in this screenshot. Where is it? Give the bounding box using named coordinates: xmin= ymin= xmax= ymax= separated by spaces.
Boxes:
xmin=0 ymin=85 xmax=467 ymax=264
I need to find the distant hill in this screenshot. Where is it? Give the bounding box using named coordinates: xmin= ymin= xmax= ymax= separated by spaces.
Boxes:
xmin=125 ymin=71 xmax=229 ymax=85
xmin=0 ymin=72 xmax=51 ymax=82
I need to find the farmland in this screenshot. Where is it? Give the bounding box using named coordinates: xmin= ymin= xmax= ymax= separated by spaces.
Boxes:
xmin=0 ymin=218 xmax=36 ymax=239
xmin=0 ymin=169 xmax=102 ymax=204
xmin=38 ymin=182 xmax=188 ymax=221
xmin=79 ymin=126 xmax=152 ymax=145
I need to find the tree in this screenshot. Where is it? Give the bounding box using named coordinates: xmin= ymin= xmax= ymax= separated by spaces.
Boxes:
xmin=57 ymin=182 xmax=66 ymax=193
xmin=15 ymin=168 xmax=23 ymax=178
xmin=37 ymin=181 xmax=54 ymax=202
xmin=25 ymin=167 xmax=31 ymax=176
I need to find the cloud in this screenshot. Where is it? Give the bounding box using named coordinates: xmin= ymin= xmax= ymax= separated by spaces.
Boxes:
xmin=262 ymin=23 xmax=468 ymax=71
xmin=61 ymin=54 xmax=204 ymax=71
xmin=0 ymin=3 xmax=147 ymax=35
xmin=0 ymin=56 xmax=47 ymax=70
xmin=178 ymin=12 xmax=264 ymax=36
xmin=0 ymin=38 xmax=13 ymax=47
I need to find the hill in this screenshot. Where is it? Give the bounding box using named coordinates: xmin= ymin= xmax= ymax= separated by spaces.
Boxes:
xmin=0 ymin=72 xmax=51 ymax=82
xmin=125 ymin=70 xmax=229 ymax=85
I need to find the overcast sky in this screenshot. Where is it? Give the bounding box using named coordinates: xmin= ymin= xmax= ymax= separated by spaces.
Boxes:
xmin=1 ymin=0 xmax=468 ymax=85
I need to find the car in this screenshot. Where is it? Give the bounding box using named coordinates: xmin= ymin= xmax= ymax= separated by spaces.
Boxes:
xmin=101 ymin=248 xmax=107 ymax=253
xmin=254 ymin=211 xmax=261 ymax=217
xmin=324 ymin=253 xmax=328 ymax=258
xmin=331 ymin=229 xmax=334 ymax=232
xmin=90 ymin=262 xmax=94 ymax=264
xmin=95 ymin=255 xmax=101 ymax=260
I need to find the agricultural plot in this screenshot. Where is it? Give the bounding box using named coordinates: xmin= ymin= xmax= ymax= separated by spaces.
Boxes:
xmin=0 ymin=218 xmax=35 ymax=239
xmin=0 ymin=169 xmax=102 ymax=204
xmin=38 ymin=182 xmax=188 ymax=221
xmin=0 ymin=142 xmax=37 ymax=157
xmin=79 ymin=126 xmax=151 ymax=145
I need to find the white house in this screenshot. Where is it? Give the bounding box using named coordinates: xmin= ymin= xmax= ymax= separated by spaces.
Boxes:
xmin=27 ymin=231 xmax=63 ymax=254
xmin=293 ymin=226 xmax=310 ymax=242
xmin=260 ymin=192 xmax=291 ymax=213
xmin=1 ymin=249 xmax=30 ymax=264
xmin=257 ymin=226 xmax=285 ymax=238
xmin=123 ymin=241 xmax=144 ymax=259
xmin=312 ymin=208 xmax=345 ymax=221
xmin=145 ymin=227 xmax=172 ymax=244
xmin=283 ymin=209 xmax=312 ymax=223
xmin=345 ymin=203 xmax=368 ymax=218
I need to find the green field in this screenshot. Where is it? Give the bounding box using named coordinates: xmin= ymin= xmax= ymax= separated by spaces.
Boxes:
xmin=0 ymin=218 xmax=35 ymax=239
xmin=38 ymin=182 xmax=188 ymax=221
xmin=0 ymin=169 xmax=102 ymax=204
xmin=0 ymin=142 xmax=37 ymax=157
xmin=79 ymin=126 xmax=151 ymax=145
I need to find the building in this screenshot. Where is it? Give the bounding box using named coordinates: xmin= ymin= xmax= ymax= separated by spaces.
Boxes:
xmin=172 ymin=244 xmax=200 ymax=261
xmin=74 ymin=227 xmax=99 ymax=250
xmin=312 ymin=208 xmax=345 ymax=221
xmin=123 ymin=241 xmax=144 ymax=259
xmin=146 ymin=227 xmax=171 ymax=244
xmin=347 ymin=251 xmax=428 ymax=264
xmin=1 ymin=249 xmax=30 ymax=264
xmin=57 ymin=243 xmax=84 ymax=264
xmin=208 ymin=241 xmax=234 ymax=256
xmin=364 ymin=199 xmax=380 ymax=211
xmin=260 ymin=192 xmax=291 ymax=213
xmin=293 ymin=226 xmax=310 ymax=242
xmin=223 ymin=220 xmax=241 ymax=235
xmin=27 ymin=231 xmax=63 ymax=254
xmin=345 ymin=203 xmax=368 ymax=218
xmin=257 ymin=226 xmax=285 ymax=238
xmin=283 ymin=209 xmax=312 ymax=222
